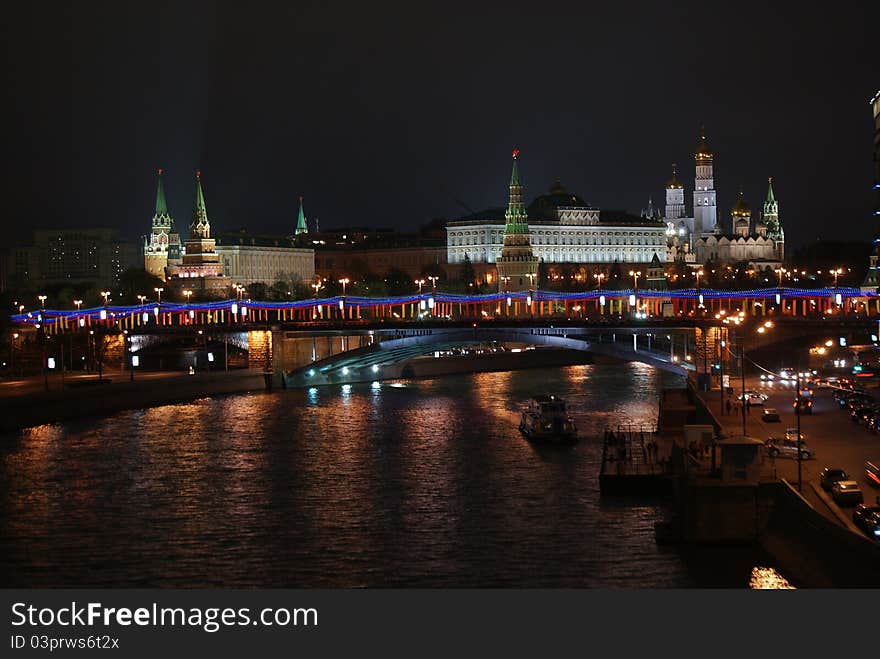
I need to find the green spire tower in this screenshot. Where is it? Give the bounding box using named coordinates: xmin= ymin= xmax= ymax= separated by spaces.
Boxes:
xmin=191 ymin=169 xmax=210 ymax=239
xmin=762 ymin=177 xmax=784 ymax=260
xmin=144 ymin=168 xmax=174 ymax=279
xmin=495 ymin=149 xmax=539 ymax=293
xmin=503 ymin=149 xmax=529 ymax=235
xmin=295 ymin=195 xmax=308 ymax=235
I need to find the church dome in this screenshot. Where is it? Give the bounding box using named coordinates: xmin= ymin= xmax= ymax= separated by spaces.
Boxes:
xmin=736 ymin=217 xmax=749 ymax=227
xmin=526 ymin=180 xmax=591 ymax=221
xmin=731 ymin=191 xmax=750 ymax=217
xmin=666 ymin=167 xmax=683 ymax=189
xmin=695 ymin=128 xmax=712 ymax=159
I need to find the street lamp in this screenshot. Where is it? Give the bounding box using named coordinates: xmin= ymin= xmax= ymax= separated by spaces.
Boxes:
xmin=414 ymin=278 xmax=425 ymax=295
xmin=629 ymin=270 xmax=641 ymax=292
xmin=500 ymin=276 xmax=511 ymax=293
xmin=831 ymin=268 xmax=843 ymax=288
xmin=136 ymin=295 xmax=146 ymax=306
xmin=311 ymin=280 xmax=324 ymax=319
xmin=594 ymin=272 xmax=605 ymax=290
xmin=183 ymin=289 xmax=193 ymax=303
xmin=427 ymin=275 xmax=439 ymax=293
xmin=73 ymin=299 xmax=83 ymax=311
xmin=775 ymin=267 xmax=787 ymax=287
xmin=695 ymin=269 xmax=704 ymax=290
xmin=154 ymin=287 xmax=164 ymax=304
xmin=101 ymin=291 xmax=111 ymax=306
xmin=38 ymin=295 xmax=47 ymax=309
xmin=339 ymin=277 xmax=350 ymax=296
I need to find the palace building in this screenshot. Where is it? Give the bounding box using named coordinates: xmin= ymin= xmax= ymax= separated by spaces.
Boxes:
xmin=446 ymin=154 xmax=668 ymax=270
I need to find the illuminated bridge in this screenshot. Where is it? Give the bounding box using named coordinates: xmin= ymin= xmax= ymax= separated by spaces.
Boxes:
xmin=11 ymin=287 xmax=879 ymax=387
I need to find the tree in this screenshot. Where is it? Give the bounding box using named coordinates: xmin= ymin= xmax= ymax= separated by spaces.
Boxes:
xmin=385 ymin=267 xmax=412 ymax=295
xmin=459 ymin=254 xmax=476 ymax=287
xmin=118 ymin=268 xmax=165 ymax=304
xmin=538 ymin=258 xmax=549 ymax=288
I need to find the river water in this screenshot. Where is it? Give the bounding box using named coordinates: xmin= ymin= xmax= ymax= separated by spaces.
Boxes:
xmin=0 ymin=362 xmax=786 ymax=587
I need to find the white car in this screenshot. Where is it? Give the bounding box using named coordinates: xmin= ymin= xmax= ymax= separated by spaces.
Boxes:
xmin=784 ymin=428 xmax=805 ymax=442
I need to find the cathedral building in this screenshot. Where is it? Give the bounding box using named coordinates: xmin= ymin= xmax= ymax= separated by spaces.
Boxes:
xmin=663 ymin=129 xmax=784 ymax=269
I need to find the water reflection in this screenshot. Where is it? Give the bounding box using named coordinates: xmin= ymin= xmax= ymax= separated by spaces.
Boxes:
xmin=0 ymin=363 xmax=785 ymax=587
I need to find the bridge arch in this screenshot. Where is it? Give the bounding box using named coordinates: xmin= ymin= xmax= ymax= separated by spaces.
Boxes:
xmin=283 ymin=327 xmax=692 ymax=387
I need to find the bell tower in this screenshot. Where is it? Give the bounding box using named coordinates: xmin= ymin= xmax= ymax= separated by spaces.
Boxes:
xmin=693 ymin=127 xmax=718 ymax=235
xmin=495 ymin=149 xmax=539 ymax=293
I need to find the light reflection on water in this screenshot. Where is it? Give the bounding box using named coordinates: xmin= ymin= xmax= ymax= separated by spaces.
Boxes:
xmin=0 ymin=363 xmax=784 ymax=587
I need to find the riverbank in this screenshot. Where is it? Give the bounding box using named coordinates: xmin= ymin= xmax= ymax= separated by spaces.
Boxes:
xmin=0 ymin=370 xmax=269 ymax=432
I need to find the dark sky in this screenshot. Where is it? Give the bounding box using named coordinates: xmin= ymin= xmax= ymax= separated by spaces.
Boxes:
xmin=3 ymin=1 xmax=878 ymax=249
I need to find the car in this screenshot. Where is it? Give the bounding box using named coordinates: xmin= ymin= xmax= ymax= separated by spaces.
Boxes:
xmin=852 ymin=504 xmax=880 ymax=536
xmin=831 ymin=480 xmax=864 ymax=507
xmin=819 ymin=467 xmax=850 ymax=491
xmin=784 ymin=428 xmax=805 ymax=441
xmin=851 ymin=406 xmax=873 ymax=423
xmin=792 ymin=398 xmax=812 ymax=414
xmin=765 ymin=437 xmax=813 ymax=460
xmin=866 ymin=461 xmax=880 ymax=488
xmin=739 ymin=391 xmax=768 ymax=405
xmin=762 ymin=408 xmax=780 ymax=422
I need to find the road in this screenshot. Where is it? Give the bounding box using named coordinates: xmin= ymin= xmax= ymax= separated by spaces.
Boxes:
xmin=702 ymin=376 xmax=880 ymax=535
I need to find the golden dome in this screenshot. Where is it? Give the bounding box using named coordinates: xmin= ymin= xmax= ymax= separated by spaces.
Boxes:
xmin=732 ymin=190 xmax=750 ymax=216
xmin=666 ymin=164 xmax=683 ymax=189
xmin=695 ymin=127 xmax=713 ymax=159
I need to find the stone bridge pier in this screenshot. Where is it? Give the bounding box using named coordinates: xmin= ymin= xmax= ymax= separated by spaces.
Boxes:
xmin=266 ymin=329 xmax=378 ymax=387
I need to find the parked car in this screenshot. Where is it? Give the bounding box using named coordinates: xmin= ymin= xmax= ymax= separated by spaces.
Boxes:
xmin=766 ymin=438 xmax=813 ymax=460
xmin=866 ymin=461 xmax=880 ymax=488
xmin=852 ymin=504 xmax=880 ymax=539
xmin=762 ymin=408 xmax=781 ymax=422
xmin=784 ymin=428 xmax=805 ymax=441
xmin=819 ymin=467 xmax=850 ymax=491
xmin=831 ymin=480 xmax=864 ymax=507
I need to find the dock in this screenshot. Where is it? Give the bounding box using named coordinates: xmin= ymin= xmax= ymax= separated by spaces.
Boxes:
xmin=598 ymin=425 xmax=673 ymax=495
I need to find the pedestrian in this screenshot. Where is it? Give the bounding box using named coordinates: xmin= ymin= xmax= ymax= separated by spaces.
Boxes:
xmin=725 ymin=398 xmax=732 ymax=415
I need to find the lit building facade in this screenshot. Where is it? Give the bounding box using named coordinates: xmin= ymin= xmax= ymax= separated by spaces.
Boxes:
xmin=10 ymin=228 xmax=138 ymax=289
xmin=663 ymin=129 xmax=783 ymax=269
xmin=862 ymin=89 xmax=880 ymax=292
xmin=447 ymin=162 xmax=667 ymax=268
xmin=215 ymin=232 xmax=314 ymax=286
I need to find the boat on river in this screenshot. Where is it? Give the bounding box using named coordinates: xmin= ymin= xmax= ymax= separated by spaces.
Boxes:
xmin=519 ymin=395 xmax=578 ymax=443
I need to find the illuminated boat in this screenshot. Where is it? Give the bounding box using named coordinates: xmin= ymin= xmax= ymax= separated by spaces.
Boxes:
xmin=519 ymin=395 xmax=578 ymax=443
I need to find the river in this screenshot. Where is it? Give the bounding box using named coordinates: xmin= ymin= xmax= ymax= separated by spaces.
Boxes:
xmin=0 ymin=362 xmax=787 ymax=587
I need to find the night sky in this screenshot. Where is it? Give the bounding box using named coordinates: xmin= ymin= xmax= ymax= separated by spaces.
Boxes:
xmin=3 ymin=1 xmax=878 ymax=249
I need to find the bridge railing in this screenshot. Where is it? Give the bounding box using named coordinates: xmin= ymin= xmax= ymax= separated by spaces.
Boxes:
xmin=11 ymin=286 xmax=880 ymax=331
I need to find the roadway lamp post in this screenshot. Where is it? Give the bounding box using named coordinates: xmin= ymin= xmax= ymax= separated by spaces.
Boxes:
xmin=38 ymin=294 xmax=47 ymax=310
xmin=526 ymin=273 xmax=536 ymax=316
xmin=629 ymin=270 xmax=641 ymax=316
xmin=427 ymin=275 xmax=438 ymax=294
xmin=796 ymin=367 xmax=803 ymax=492
xmin=339 ymin=278 xmax=350 ymax=320
xmin=101 ymin=291 xmax=111 ymax=306
xmin=311 ymin=280 xmax=323 ymax=319
xmin=154 ymin=287 xmax=164 ymax=305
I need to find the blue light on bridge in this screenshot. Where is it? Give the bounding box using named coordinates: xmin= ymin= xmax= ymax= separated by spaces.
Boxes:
xmin=342 ymin=367 xmax=350 ymax=375
xmin=372 ymin=365 xmax=379 ymax=373
xmin=307 ymin=369 xmax=315 ymax=377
